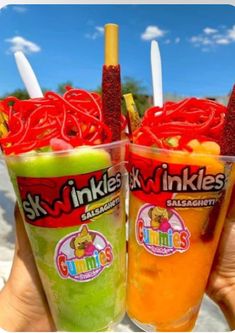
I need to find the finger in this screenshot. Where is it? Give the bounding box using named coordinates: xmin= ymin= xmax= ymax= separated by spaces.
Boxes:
xmin=14 ymin=203 xmax=36 ymax=264
xmin=214 ymin=218 xmax=235 ymax=274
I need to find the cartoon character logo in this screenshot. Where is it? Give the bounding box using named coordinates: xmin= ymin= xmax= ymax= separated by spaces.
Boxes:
xmin=55 ymin=224 xmax=113 ymax=282
xmin=148 ymin=206 xmax=172 ymax=232
xmin=70 ymin=225 xmax=96 ymax=258
xmin=136 ymin=204 xmax=190 ymax=256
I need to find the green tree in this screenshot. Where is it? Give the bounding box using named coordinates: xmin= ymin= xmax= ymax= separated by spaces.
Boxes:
xmin=1 ymin=89 xmax=29 ymax=100
xmin=0 ymin=87 xmax=51 ymax=100
xmin=96 ymin=76 xmax=151 ymax=117
xmin=57 ymin=81 xmax=73 ymax=95
xmin=121 ymin=77 xmax=151 ymax=116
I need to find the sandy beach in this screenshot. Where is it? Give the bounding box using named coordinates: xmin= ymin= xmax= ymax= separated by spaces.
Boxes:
xmin=0 ymin=158 xmax=229 ymax=332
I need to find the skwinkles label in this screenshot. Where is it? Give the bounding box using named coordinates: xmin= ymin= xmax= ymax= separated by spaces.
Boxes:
xmin=17 ymin=167 xmax=122 ymax=227
xmin=129 ymin=151 xmax=229 ymax=255
xmin=136 ymin=204 xmax=190 ymax=256
xmin=130 ymin=164 xmax=225 ymax=193
xmin=55 ymin=224 xmax=113 ymax=282
xmin=129 ymin=152 xmax=228 ymax=208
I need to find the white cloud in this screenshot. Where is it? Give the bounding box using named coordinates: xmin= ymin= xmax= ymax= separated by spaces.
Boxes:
xmin=164 ymin=39 xmax=171 ymax=44
xmin=153 ymin=36 xmax=180 ymax=45
xmin=190 ymin=25 xmax=235 ymax=50
xmin=216 ymin=38 xmax=230 ymax=45
xmin=201 ymin=38 xmax=213 ymax=45
xmin=5 ymin=36 xmax=41 ymax=54
xmin=190 ymin=36 xmax=212 ymax=46
xmin=12 ymin=6 xmax=27 ymax=13
xmin=85 ymin=26 xmax=104 ymax=40
xmin=203 ymin=27 xmax=217 ymax=35
xmin=141 ymin=25 xmax=166 ymax=41
xmin=175 ymin=37 xmax=180 ymax=44
xmin=227 ymin=25 xmax=235 ymax=41
xmin=190 ymin=36 xmax=201 ymax=43
xmin=96 ymin=26 xmax=104 ymax=34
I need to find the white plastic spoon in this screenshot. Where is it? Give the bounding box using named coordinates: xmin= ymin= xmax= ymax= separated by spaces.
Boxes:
xmin=14 ymin=51 xmax=43 ymax=98
xmin=151 ymin=40 xmax=163 ymax=108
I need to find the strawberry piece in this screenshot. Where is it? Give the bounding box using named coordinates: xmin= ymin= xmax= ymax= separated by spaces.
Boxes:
xmin=50 ymin=138 xmax=73 ymax=151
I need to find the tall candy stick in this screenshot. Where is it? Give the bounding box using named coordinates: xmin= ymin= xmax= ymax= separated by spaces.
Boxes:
xmin=221 ymin=85 xmax=235 ymax=156
xmin=14 ymin=51 xmax=43 ymax=98
xmin=151 ymin=40 xmax=163 ymax=108
xmin=202 ymin=85 xmax=235 ymax=241
xmin=102 ymin=23 xmax=121 ymax=141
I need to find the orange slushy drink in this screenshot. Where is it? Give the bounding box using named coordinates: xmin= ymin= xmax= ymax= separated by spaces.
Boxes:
xmin=127 ymin=98 xmax=235 ymax=331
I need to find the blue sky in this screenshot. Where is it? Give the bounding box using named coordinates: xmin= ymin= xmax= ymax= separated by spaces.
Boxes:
xmin=0 ymin=4 xmax=235 ymax=98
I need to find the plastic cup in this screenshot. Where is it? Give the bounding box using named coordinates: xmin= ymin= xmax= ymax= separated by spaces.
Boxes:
xmin=127 ymin=143 xmax=235 ymax=332
xmin=5 ymin=140 xmax=127 ymax=332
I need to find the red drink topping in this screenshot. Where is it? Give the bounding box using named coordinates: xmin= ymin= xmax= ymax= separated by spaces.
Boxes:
xmin=133 ymin=98 xmax=226 ymax=150
xmin=0 ymin=88 xmax=126 ymax=155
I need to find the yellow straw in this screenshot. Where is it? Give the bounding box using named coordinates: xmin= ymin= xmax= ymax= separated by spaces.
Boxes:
xmin=123 ymin=93 xmax=141 ymax=134
xmin=104 ymin=23 xmax=119 ymax=66
xmin=0 ymin=105 xmax=8 ymax=138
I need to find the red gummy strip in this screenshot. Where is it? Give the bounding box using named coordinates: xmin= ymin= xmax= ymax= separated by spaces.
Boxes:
xmin=133 ymin=98 xmax=226 ymax=150
xmin=0 ymin=88 xmax=125 ymax=155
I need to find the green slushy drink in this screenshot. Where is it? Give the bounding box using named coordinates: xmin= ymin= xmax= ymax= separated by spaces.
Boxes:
xmin=6 ymin=142 xmax=126 ymax=331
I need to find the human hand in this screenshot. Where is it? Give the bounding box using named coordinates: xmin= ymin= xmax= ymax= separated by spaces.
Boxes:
xmin=0 ymin=204 xmax=55 ymax=332
xmin=207 ymin=217 xmax=235 ymax=330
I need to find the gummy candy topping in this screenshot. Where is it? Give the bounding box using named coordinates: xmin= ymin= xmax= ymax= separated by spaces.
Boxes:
xmin=133 ymin=98 xmax=226 ymax=152
xmin=0 ymin=88 xmax=126 ymax=155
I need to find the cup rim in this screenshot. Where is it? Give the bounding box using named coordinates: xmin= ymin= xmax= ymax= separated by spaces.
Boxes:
xmin=4 ymin=139 xmax=128 ymax=160
xmin=129 ymin=142 xmax=235 ymax=162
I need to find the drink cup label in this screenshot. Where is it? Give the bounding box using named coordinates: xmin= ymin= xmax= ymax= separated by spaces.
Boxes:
xmin=136 ymin=204 xmax=190 ymax=256
xmin=55 ymin=224 xmax=113 ymax=282
xmin=16 ymin=167 xmax=122 ymax=228
xmin=16 ymin=166 xmax=120 ymax=282
xmin=129 ymin=151 xmax=230 ymax=256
